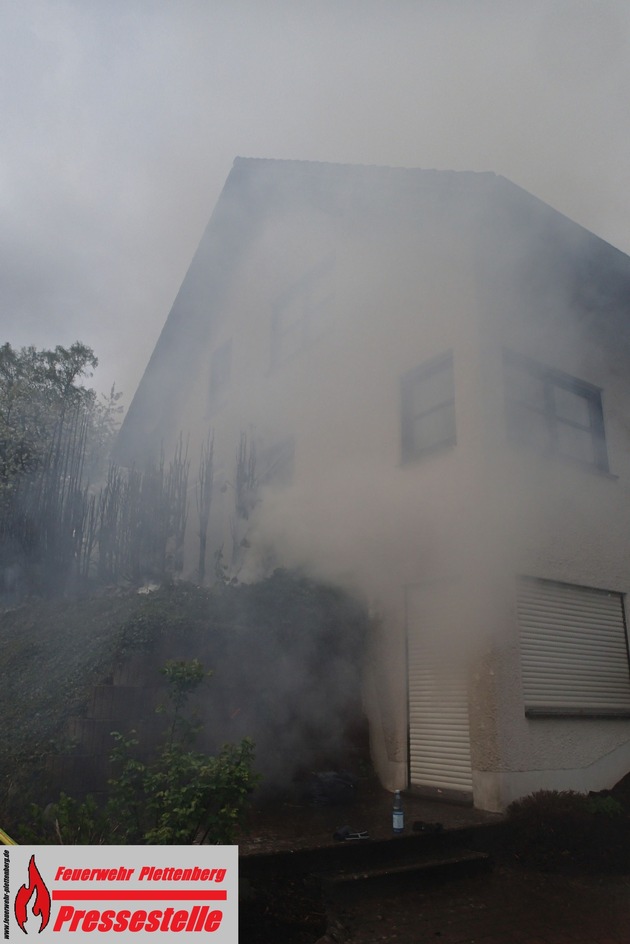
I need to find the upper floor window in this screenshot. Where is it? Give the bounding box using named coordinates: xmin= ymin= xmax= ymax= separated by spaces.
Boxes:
xmin=504 ymin=351 xmax=609 ymax=472
xmin=401 ymin=352 xmax=455 ymax=462
xmin=270 ymin=253 xmax=335 ymax=368
xmin=208 ymin=339 xmax=232 ymax=409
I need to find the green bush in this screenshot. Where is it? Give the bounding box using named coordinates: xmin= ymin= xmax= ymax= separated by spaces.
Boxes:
xmin=18 ymin=659 xmax=258 ymax=845
xmin=506 ymin=789 xmax=630 ymax=873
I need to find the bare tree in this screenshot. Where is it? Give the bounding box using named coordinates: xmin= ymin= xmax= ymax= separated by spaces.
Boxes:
xmin=196 ymin=431 xmax=214 ymax=584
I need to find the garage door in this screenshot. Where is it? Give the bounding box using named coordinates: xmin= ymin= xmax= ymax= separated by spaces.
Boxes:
xmin=407 ymin=584 xmax=473 ymax=797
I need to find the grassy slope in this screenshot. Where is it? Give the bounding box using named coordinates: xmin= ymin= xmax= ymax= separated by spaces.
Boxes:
xmin=1 ymin=592 xmax=143 ymax=776
xmin=0 ymin=572 xmax=368 ymax=818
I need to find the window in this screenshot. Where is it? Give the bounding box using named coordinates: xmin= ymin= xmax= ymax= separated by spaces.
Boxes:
xmin=401 ymin=353 xmax=455 ymax=462
xmin=208 ymin=339 xmax=232 ymax=408
xmin=270 ymin=253 xmax=335 ymax=368
xmin=517 ymin=578 xmax=630 ymax=718
xmin=504 ymin=351 xmax=609 ymax=472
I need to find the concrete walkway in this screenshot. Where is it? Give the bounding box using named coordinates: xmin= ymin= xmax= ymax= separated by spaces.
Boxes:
xmin=240 ymin=782 xmax=502 ymax=856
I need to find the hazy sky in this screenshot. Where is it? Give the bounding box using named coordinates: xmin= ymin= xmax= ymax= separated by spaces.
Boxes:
xmin=1 ymin=0 xmax=629 ymax=405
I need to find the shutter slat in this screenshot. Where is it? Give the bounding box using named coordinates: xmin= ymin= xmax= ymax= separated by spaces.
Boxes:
xmin=407 ymin=586 xmax=472 ymax=794
xmin=518 ymin=579 xmax=630 ymax=712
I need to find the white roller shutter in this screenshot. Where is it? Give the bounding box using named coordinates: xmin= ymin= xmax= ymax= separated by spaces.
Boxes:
xmin=407 ymin=585 xmax=473 ymax=796
xmin=517 ymin=578 xmax=630 ymax=716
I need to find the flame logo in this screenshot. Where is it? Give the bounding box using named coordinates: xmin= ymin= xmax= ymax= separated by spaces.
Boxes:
xmin=14 ymin=855 xmax=51 ymax=934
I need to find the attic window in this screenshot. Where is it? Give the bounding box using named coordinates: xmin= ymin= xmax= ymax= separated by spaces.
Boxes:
xmin=401 ymin=353 xmax=456 ymax=462
xmin=504 ymin=351 xmax=609 ymax=472
xmin=270 ymin=253 xmax=335 ymax=368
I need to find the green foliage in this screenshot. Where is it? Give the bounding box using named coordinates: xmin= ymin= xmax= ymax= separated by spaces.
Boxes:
xmin=0 ymin=341 xmax=124 ymax=597
xmin=20 ymin=793 xmax=110 ymax=845
xmin=0 ymin=592 xmax=142 ymax=826
xmin=141 ymin=738 xmax=256 ymax=845
xmin=115 ymin=582 xmax=216 ymax=655
xmin=0 ymin=341 xmax=107 ymax=492
xmin=21 ymin=659 xmax=258 ymax=845
xmin=585 ymin=794 xmax=625 ymax=818
xmin=506 ymin=789 xmax=630 ymax=873
xmin=507 ymin=789 xmax=588 ymax=819
xmin=3 ymin=571 xmax=367 ymax=836
xmin=158 ymin=659 xmax=210 ymax=748
xmin=161 ymin=658 xmax=209 ymax=710
xmin=111 ymin=572 xmax=368 ymax=784
xmin=107 ymin=731 xmax=148 ymax=842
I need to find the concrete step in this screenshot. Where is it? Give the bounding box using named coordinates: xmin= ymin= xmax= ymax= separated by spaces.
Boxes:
xmin=320 ymin=848 xmax=492 ymax=900
xmin=240 ymin=821 xmax=505 ymax=881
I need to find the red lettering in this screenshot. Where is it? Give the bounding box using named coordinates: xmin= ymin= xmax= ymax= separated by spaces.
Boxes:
xmin=98 ymin=910 xmax=115 ymax=932
xmin=69 ymin=909 xmax=85 ymax=932
xmin=186 ymin=906 xmax=200 ymax=931
xmin=51 ymin=905 xmax=223 ymax=933
xmin=128 ymin=909 xmax=146 ymax=932
xmin=171 ymin=910 xmax=187 ymax=933
xmin=160 ymin=907 xmax=174 ymax=931
xmin=205 ymin=909 xmax=223 ymax=932
xmin=145 ymin=910 xmax=161 ymax=932
xmin=113 ymin=910 xmax=131 ymax=932
xmin=194 ymin=906 xmax=208 ymax=931
xmin=53 ymin=906 xmax=74 ymax=931
xmin=83 ymin=910 xmax=100 ymax=932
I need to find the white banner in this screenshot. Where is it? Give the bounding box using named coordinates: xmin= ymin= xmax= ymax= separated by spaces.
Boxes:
xmin=2 ymin=846 xmax=237 ymax=942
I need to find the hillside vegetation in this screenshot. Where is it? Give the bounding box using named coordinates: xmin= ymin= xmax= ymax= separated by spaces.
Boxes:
xmin=1 ymin=571 xmax=368 ymax=835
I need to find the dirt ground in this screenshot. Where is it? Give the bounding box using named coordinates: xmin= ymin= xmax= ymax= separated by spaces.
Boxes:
xmin=326 ymin=865 xmax=630 ymax=944
xmin=238 ymin=780 xmax=630 ymax=944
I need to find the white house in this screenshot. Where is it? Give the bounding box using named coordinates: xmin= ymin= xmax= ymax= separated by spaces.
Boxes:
xmin=117 ymin=158 xmax=630 ymax=811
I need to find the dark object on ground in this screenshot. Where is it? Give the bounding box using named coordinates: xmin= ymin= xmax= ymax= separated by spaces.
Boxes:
xmin=332 ymin=826 xmax=369 ymax=841
xmin=413 ymin=820 xmax=444 ymax=833
xmin=304 ymin=771 xmax=357 ymax=806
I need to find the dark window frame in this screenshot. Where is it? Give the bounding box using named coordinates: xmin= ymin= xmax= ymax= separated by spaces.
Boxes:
xmin=401 ymin=352 xmax=456 ymax=463
xmin=504 ymin=350 xmax=609 ymax=473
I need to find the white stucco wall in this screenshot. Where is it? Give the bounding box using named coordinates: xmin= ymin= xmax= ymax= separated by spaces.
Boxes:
xmin=172 ymin=192 xmax=630 ymax=811
xmin=462 ymin=263 xmax=630 ymax=809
